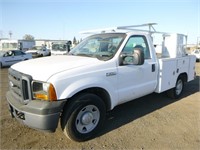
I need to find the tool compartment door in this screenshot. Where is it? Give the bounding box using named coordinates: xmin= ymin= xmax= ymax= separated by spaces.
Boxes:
xmin=155 ymin=57 xmax=191 ymax=93
xmin=155 ymin=58 xmax=177 ymax=93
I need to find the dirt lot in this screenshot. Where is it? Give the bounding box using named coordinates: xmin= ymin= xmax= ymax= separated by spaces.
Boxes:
xmin=0 ymin=63 xmax=200 ymax=149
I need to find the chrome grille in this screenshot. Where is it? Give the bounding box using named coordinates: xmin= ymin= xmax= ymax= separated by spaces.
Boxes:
xmin=8 ymin=68 xmax=32 ymax=104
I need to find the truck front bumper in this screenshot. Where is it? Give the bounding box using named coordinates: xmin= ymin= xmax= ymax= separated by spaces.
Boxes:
xmin=6 ymin=91 xmax=66 ymax=132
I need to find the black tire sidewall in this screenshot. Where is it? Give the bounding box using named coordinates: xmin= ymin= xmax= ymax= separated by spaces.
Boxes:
xmin=61 ymin=93 xmax=106 ymax=141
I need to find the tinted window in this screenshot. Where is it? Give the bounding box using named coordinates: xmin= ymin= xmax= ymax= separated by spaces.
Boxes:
xmin=14 ymin=51 xmax=24 ymax=56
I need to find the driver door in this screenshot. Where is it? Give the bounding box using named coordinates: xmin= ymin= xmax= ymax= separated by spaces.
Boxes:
xmin=117 ymin=35 xmax=157 ymax=104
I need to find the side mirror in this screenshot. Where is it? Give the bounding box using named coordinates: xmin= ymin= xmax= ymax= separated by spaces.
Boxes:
xmin=132 ymin=49 xmax=144 ymax=65
xmin=120 ymin=49 xmax=144 ymax=65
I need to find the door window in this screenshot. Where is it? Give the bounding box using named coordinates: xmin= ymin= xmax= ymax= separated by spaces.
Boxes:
xmin=122 ymin=35 xmax=150 ymax=59
xmin=4 ymin=51 xmax=14 ymax=57
xmin=14 ymin=50 xmax=24 ymax=56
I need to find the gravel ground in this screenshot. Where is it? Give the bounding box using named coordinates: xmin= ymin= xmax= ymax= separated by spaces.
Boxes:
xmin=0 ymin=63 xmax=200 ymax=149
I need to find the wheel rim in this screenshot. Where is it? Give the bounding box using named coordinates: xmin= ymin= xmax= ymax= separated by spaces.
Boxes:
xmin=176 ymin=79 xmax=183 ymax=96
xmin=75 ymin=105 xmax=100 ymax=134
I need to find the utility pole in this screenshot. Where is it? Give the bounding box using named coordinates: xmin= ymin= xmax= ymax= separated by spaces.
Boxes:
xmin=197 ymin=37 xmax=200 ymax=48
xmin=9 ymin=30 xmax=12 ymax=39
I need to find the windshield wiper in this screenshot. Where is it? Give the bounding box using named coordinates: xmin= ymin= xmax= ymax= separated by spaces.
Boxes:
xmin=75 ymin=53 xmax=94 ymax=57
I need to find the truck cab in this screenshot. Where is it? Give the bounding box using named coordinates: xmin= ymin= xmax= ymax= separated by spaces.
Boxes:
xmin=6 ymin=24 xmax=196 ymax=142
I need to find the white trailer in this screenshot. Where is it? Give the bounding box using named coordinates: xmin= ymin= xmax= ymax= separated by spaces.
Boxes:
xmin=18 ymin=40 xmax=35 ymax=51
xmin=0 ymin=39 xmax=18 ymax=51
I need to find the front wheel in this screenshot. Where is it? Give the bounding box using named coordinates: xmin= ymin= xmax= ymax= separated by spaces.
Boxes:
xmin=167 ymin=77 xmax=184 ymax=99
xmin=61 ymin=93 xmax=106 ymax=141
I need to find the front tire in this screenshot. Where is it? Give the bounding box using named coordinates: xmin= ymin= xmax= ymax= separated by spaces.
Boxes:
xmin=61 ymin=93 xmax=106 ymax=141
xmin=167 ymin=76 xmax=184 ymax=99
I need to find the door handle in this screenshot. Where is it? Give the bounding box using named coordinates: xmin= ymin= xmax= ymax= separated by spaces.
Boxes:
xmin=152 ymin=64 xmax=155 ymax=72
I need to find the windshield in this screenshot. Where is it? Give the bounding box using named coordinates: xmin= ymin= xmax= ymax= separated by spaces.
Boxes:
xmin=52 ymin=44 xmax=67 ymax=51
xmin=69 ymin=33 xmax=126 ymax=60
xmin=31 ymin=46 xmax=43 ymax=50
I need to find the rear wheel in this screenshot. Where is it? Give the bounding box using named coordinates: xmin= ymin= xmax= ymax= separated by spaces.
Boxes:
xmin=167 ymin=77 xmax=184 ymax=99
xmin=61 ymin=93 xmax=106 ymax=141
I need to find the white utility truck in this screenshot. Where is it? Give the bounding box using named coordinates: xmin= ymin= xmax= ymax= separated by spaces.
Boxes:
xmin=6 ymin=23 xmax=196 ymax=141
xmin=51 ymin=41 xmax=71 ymax=55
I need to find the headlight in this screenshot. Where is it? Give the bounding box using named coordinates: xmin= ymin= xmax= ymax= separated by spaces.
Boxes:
xmin=32 ymin=81 xmax=57 ymax=101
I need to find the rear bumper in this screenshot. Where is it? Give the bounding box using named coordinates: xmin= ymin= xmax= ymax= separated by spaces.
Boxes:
xmin=6 ymin=91 xmax=66 ymax=132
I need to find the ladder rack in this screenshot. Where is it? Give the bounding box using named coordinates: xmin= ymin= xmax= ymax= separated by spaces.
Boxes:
xmin=79 ymin=23 xmax=188 ymax=51
xmin=117 ymin=23 xmax=157 ymax=32
xmin=80 ymin=23 xmax=168 ymax=35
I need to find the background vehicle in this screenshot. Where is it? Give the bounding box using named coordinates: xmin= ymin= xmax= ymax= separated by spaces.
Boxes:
xmin=6 ymin=24 xmax=196 ymax=142
xmin=0 ymin=50 xmax=32 ymax=68
xmin=18 ymin=40 xmax=35 ymax=51
xmin=191 ymin=49 xmax=200 ymax=62
xmin=51 ymin=41 xmax=72 ymax=55
xmin=26 ymin=45 xmax=50 ymax=57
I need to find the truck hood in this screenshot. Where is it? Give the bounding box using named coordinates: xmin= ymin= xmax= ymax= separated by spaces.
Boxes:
xmin=11 ymin=56 xmax=100 ymax=81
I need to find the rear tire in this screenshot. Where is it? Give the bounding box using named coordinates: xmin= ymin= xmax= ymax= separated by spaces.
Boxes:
xmin=61 ymin=93 xmax=106 ymax=142
xmin=167 ymin=76 xmax=184 ymax=99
